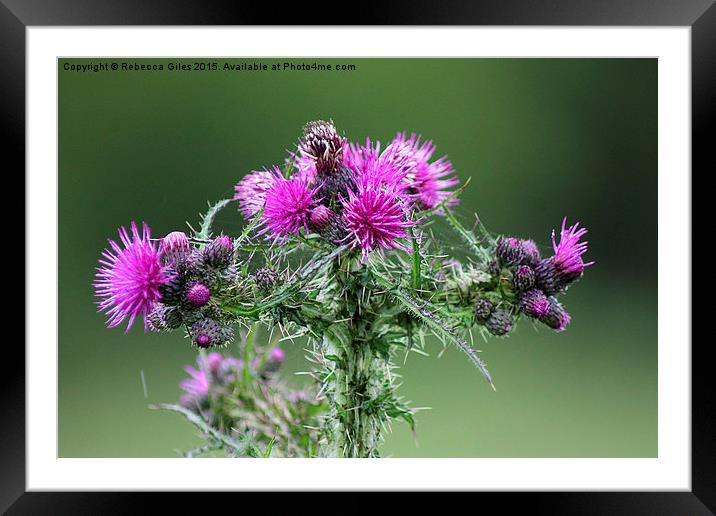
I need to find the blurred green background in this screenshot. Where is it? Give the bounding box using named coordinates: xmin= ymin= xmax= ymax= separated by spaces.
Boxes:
xmin=59 ymin=58 xmax=656 ymax=458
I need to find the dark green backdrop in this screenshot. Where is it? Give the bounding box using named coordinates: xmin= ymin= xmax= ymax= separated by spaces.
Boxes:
xmin=59 ymin=58 xmax=657 ymax=458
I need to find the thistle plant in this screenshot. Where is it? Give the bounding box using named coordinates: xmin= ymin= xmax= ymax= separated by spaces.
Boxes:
xmin=94 ymin=120 xmax=592 ymax=458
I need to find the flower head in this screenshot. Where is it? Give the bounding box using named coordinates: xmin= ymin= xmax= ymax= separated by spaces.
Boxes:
xmin=309 ymin=205 xmax=336 ymax=232
xmin=512 ymin=264 xmax=536 ymax=291
xmin=94 ymin=222 xmax=173 ymax=332
xmin=344 ymin=138 xmax=412 ymax=194
xmin=550 ymin=218 xmax=594 ymax=282
xmin=485 ymin=307 xmax=514 ymax=336
xmin=519 ymin=239 xmax=541 ymax=265
xmin=341 ymin=183 xmax=413 ymax=261
xmin=234 ymin=168 xmax=278 ymax=218
xmin=160 ymin=231 xmax=191 ymax=264
xmin=205 ymin=352 xmax=224 ymax=374
xmin=258 ymin=170 xmax=319 ymax=243
xmin=388 ymin=132 xmax=459 ymax=211
xmin=190 ymin=318 xmax=234 ymax=348
xmin=254 ymin=267 xmax=281 ymax=292
xmin=496 ymin=237 xmax=525 ymax=266
xmin=203 ymin=234 xmax=234 ymax=267
xmin=179 ymin=362 xmax=209 ymax=407
xmin=299 ymin=120 xmax=345 ymax=176
xmin=543 ymin=297 xmax=571 ymax=332
xmin=268 ymin=347 xmax=285 ymax=365
xmin=474 ymin=298 xmax=494 ymax=321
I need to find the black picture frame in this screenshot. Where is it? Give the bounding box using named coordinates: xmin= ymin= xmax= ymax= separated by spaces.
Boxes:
xmin=5 ymin=0 xmax=710 ymax=513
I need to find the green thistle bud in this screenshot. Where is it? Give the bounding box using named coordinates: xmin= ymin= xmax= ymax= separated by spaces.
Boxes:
xmin=474 ymin=298 xmax=493 ymax=321
xmin=159 ymin=277 xmax=184 ymax=306
xmin=254 ymin=267 xmax=280 ymax=292
xmin=485 ymin=308 xmax=513 ymax=336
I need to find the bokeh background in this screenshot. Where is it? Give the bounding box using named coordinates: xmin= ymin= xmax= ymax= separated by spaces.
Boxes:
xmin=59 ymin=58 xmax=657 ymax=458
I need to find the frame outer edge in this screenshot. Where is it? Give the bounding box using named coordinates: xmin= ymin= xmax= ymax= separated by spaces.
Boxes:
xmin=691 ymin=2 xmax=716 ymax=513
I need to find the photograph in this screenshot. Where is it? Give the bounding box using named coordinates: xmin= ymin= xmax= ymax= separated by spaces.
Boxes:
xmin=59 ymin=57 xmax=656 ymax=459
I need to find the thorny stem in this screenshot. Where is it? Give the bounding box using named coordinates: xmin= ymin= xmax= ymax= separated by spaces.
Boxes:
xmin=316 ymin=255 xmax=396 ymax=458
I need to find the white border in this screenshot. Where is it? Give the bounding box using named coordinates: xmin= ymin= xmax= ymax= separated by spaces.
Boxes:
xmin=27 ymin=27 xmax=691 ymax=490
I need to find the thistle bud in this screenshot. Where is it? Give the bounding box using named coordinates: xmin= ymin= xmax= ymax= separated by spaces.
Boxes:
xmin=190 ymin=318 xmax=234 ymax=348
xmin=519 ymin=288 xmax=551 ymax=319
xmin=186 ymin=282 xmax=211 ymax=307
xmin=254 ymin=267 xmax=280 ymax=292
xmin=512 ymin=264 xmax=535 ymax=291
xmin=163 ymin=306 xmax=183 ymax=329
xmin=317 ymin=165 xmax=356 ymax=200
xmin=309 ymin=205 xmax=336 ymax=233
xmin=220 ymin=263 xmax=239 ymax=284
xmin=519 ymin=239 xmax=541 ymax=265
xmin=269 ymin=347 xmax=285 ymax=365
xmin=160 ymin=231 xmax=191 ymax=264
xmin=262 ymin=347 xmax=286 ymax=376
xmin=473 ymin=297 xmax=493 ymax=321
xmin=203 ymin=234 xmax=234 ymax=268
xmin=159 ymin=277 xmax=185 ymax=306
xmin=309 ymin=205 xmax=345 ymax=241
xmin=146 ymin=303 xmax=168 ymax=332
xmin=543 ymin=297 xmax=571 ymax=332
xmin=534 ymin=258 xmax=561 ymax=296
xmin=485 ymin=308 xmax=514 ymax=336
xmin=300 ymin=120 xmax=345 ymax=175
xmin=496 ymin=237 xmax=525 ymax=267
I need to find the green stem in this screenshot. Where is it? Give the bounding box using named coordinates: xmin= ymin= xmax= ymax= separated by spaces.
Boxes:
xmin=320 ymin=322 xmax=387 ymax=458
xmin=316 ymin=257 xmax=397 ymax=458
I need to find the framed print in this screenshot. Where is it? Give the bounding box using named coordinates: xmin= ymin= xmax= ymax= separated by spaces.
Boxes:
xmin=6 ymin=0 xmax=712 ymax=513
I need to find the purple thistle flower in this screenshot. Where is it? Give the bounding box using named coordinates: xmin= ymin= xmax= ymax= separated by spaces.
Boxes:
xmin=536 ymin=219 xmax=593 ymax=293
xmin=388 ymin=132 xmax=460 ymax=211
xmin=179 ymin=363 xmax=209 ymax=407
xmin=94 ymin=222 xmax=173 ymax=333
xmin=550 ymin=218 xmax=594 ymax=282
xmin=259 ymin=170 xmax=319 ymax=243
xmin=234 ymin=168 xmax=278 ymax=218
xmin=519 ymin=289 xmax=551 ymax=319
xmin=287 ymin=149 xmax=318 ymax=185
xmin=344 ymin=138 xmax=412 ymax=194
xmin=268 ymin=347 xmax=285 ymax=365
xmin=219 ymin=356 xmax=245 ymax=380
xmin=341 ymin=182 xmax=414 ymax=261
xmin=186 ymin=282 xmax=211 ymax=307
xmin=205 ymin=351 xmax=224 ymax=374
xmin=260 ymin=346 xmax=286 ymax=377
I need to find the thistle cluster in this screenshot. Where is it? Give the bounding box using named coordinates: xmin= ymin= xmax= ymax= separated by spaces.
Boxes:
xmin=174 ymin=344 xmax=325 ymax=458
xmin=94 ymin=119 xmax=592 ymax=458
xmin=235 ymin=119 xmax=460 ymax=259
xmin=144 ymin=232 xmax=240 ymax=348
xmin=437 ymin=221 xmax=591 ymax=340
